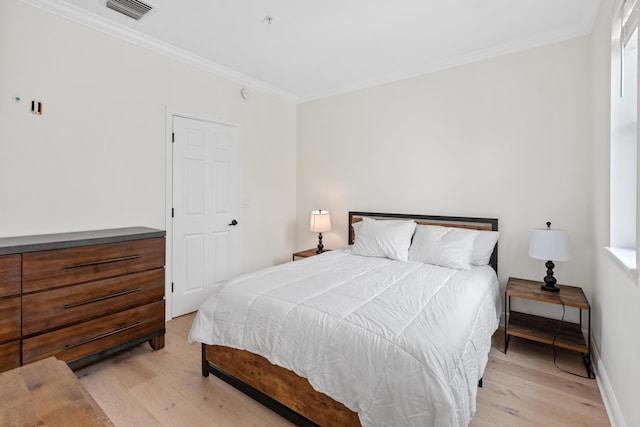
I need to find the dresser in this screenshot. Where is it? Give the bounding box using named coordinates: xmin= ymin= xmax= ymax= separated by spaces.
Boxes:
xmin=0 ymin=227 xmax=166 ymax=372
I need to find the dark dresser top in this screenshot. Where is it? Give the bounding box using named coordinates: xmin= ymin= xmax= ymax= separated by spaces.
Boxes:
xmin=0 ymin=227 xmax=165 ymax=255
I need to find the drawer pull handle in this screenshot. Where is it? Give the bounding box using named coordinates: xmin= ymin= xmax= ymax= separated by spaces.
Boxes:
xmin=64 ymin=254 xmax=141 ymax=269
xmin=63 ymin=287 xmax=143 ymax=309
xmin=64 ymin=321 xmax=141 ymax=350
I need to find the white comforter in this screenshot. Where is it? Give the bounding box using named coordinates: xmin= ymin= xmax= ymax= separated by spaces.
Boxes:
xmin=188 ymin=250 xmax=501 ymax=427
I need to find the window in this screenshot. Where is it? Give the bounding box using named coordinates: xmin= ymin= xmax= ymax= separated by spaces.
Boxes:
xmin=609 ymin=0 xmax=638 ymax=273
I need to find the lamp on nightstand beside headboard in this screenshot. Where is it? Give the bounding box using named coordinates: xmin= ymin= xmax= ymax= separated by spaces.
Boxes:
xmin=310 ymin=210 xmax=331 ymax=254
xmin=528 ymin=222 xmax=572 ymax=292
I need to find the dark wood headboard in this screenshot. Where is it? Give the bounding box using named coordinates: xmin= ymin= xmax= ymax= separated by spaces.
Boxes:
xmin=348 ymin=211 xmax=499 ymax=272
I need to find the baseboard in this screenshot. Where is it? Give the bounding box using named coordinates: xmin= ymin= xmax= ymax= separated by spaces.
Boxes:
xmin=591 ymin=337 xmax=627 ymax=427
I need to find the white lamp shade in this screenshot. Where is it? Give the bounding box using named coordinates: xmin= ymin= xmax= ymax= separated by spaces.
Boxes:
xmin=310 ymin=210 xmax=331 ymax=233
xmin=528 ymin=228 xmax=572 ymax=261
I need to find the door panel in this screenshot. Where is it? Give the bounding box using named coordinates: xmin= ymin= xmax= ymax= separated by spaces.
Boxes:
xmin=184 ymin=233 xmax=205 ymax=293
xmin=172 ymin=116 xmax=240 ymax=317
xmin=213 ymin=231 xmax=230 ymax=284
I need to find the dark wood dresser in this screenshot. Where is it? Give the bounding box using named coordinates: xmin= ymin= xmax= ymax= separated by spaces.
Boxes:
xmin=0 ymin=227 xmax=166 ymax=372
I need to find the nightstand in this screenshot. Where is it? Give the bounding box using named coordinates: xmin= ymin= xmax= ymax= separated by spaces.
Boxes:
xmin=292 ymin=249 xmax=330 ymax=261
xmin=504 ymin=277 xmax=591 ymax=376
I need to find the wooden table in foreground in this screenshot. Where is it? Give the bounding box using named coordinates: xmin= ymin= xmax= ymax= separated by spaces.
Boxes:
xmin=0 ymin=357 xmax=114 ymax=426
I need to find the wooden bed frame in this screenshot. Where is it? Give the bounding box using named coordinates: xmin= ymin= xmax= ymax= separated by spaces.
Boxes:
xmin=201 ymin=211 xmax=499 ymax=427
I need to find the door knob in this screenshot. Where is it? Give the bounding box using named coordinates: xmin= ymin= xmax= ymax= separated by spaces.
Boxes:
xmin=228 ymin=219 xmax=238 ymax=226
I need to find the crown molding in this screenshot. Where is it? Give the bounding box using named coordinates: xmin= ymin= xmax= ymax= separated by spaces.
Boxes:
xmin=17 ymin=0 xmax=600 ymax=105
xmin=17 ymin=0 xmax=298 ymax=103
xmin=299 ymin=21 xmax=598 ymax=103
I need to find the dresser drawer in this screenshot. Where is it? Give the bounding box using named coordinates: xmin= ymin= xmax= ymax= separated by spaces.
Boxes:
xmin=23 ymin=238 xmax=165 ymax=293
xmin=0 ymin=296 xmax=20 ymax=343
xmin=0 ymin=254 xmax=21 ymax=298
xmin=0 ymin=341 xmax=20 ymax=373
xmin=22 ymin=301 xmax=165 ymax=365
xmin=22 ymin=269 xmax=164 ymax=336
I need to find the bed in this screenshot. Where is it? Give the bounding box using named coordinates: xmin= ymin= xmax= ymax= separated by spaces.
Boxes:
xmin=188 ymin=211 xmax=500 ymax=427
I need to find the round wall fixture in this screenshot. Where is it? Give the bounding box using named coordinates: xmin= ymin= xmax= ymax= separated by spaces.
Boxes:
xmin=241 ymin=88 xmax=249 ymax=100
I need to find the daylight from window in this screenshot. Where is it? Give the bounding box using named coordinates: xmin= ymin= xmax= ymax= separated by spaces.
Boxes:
xmin=610 ymin=0 xmax=638 ymax=271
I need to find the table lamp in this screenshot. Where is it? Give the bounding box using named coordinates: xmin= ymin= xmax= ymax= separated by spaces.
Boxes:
xmin=528 ymin=222 xmax=572 ymax=292
xmin=310 ymin=210 xmax=331 ymax=254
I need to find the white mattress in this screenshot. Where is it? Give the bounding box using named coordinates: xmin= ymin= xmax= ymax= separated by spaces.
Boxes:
xmin=189 ymin=249 xmax=501 ymax=427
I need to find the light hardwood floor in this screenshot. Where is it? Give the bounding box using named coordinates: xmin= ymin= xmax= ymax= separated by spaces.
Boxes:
xmin=76 ymin=313 xmax=610 ymax=426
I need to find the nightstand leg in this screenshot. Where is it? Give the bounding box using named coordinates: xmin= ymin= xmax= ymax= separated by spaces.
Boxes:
xmin=581 ymin=353 xmax=592 ymax=378
xmin=504 ymin=293 xmax=510 ymax=354
xmin=586 ymin=308 xmax=593 ymax=378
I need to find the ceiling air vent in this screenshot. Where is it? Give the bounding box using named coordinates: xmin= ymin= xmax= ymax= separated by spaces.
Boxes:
xmin=106 ymin=0 xmax=153 ymax=20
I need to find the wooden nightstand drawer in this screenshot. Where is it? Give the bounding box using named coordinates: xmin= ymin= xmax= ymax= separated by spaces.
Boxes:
xmin=0 ymin=255 xmax=21 ymax=298
xmin=0 ymin=341 xmax=21 ymax=373
xmin=22 ymin=238 xmax=165 ymax=293
xmin=22 ymin=269 xmax=164 ymax=336
xmin=0 ymin=296 xmax=20 ymax=343
xmin=22 ymin=300 xmax=165 ymax=366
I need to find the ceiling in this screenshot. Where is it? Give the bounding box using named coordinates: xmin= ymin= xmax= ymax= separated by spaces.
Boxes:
xmin=27 ymin=0 xmax=602 ymax=102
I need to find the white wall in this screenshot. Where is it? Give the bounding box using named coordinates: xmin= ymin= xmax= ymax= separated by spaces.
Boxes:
xmin=297 ymin=37 xmax=594 ymax=306
xmin=0 ymin=0 xmax=297 ymax=272
xmin=591 ymin=0 xmax=640 ymax=426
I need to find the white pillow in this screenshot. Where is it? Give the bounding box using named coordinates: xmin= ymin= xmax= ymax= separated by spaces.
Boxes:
xmin=471 ymin=230 xmax=499 ymax=266
xmin=351 ymin=218 xmax=416 ymax=261
xmin=408 ymin=225 xmax=479 ymax=270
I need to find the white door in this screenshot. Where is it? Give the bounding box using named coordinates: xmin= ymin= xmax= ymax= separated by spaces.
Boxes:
xmin=171 ymin=116 xmax=241 ymax=317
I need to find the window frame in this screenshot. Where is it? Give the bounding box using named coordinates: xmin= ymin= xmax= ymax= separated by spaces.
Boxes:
xmin=609 ymin=0 xmax=639 ymax=280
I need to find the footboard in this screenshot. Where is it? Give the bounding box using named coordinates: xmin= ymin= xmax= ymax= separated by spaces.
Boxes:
xmin=201 ymin=344 xmax=361 ymax=427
